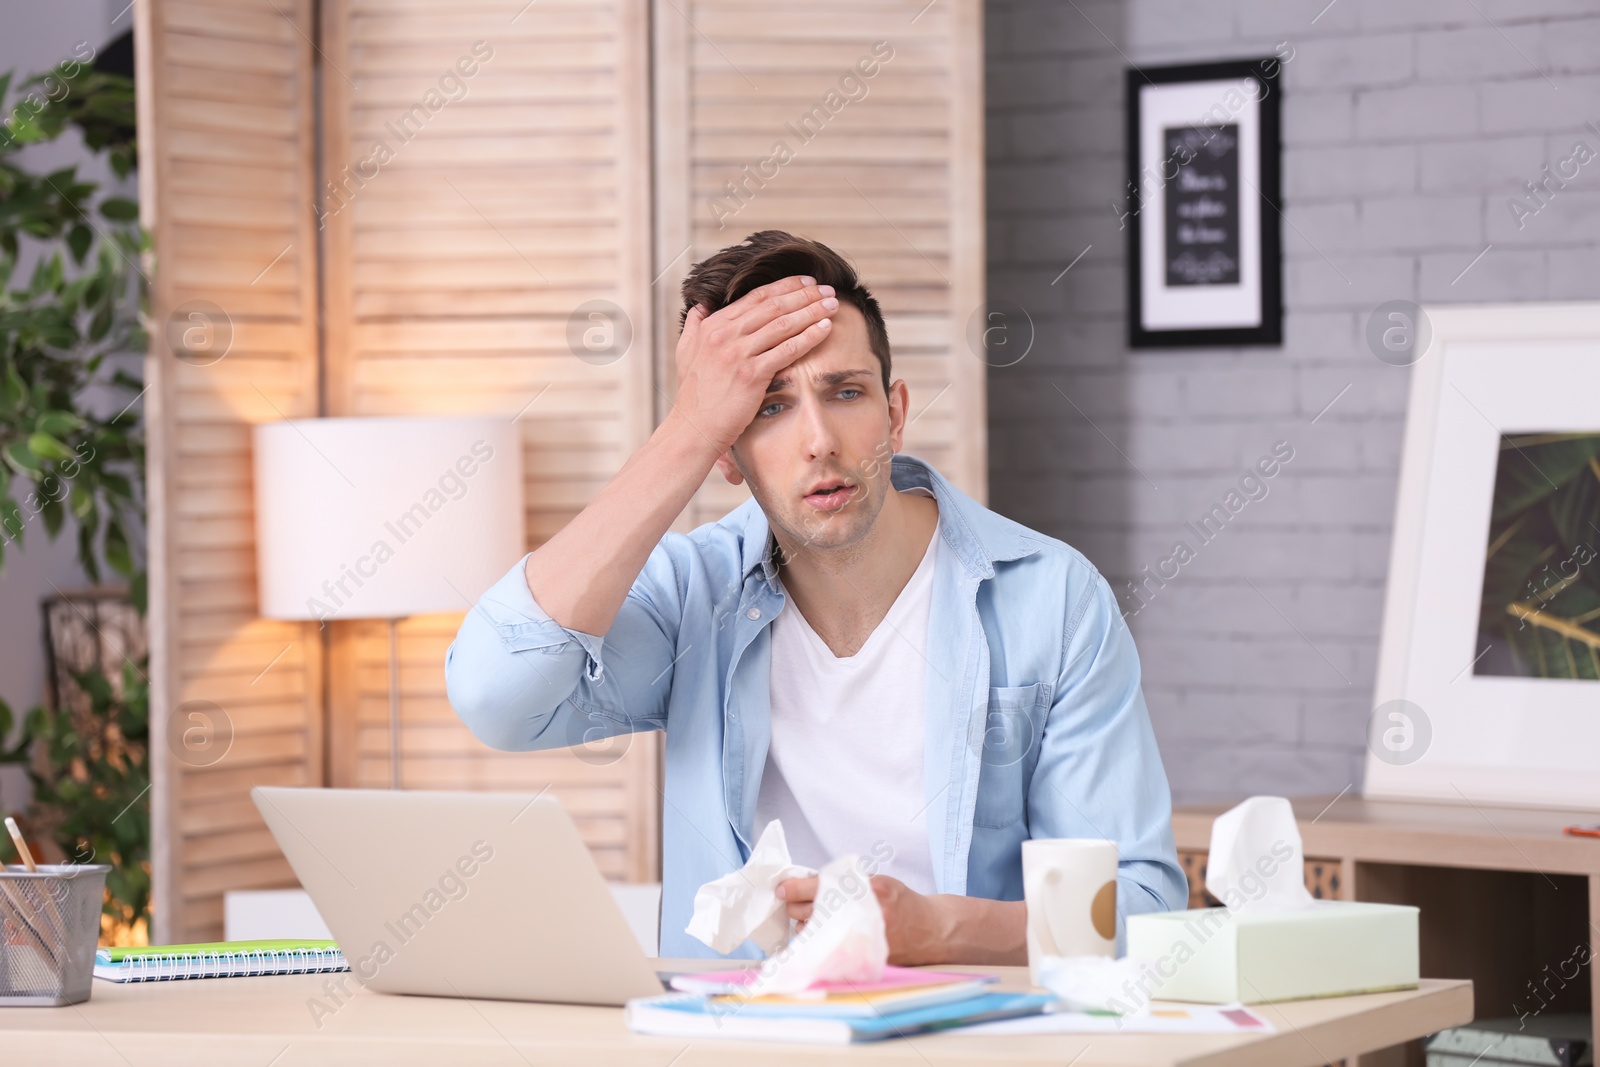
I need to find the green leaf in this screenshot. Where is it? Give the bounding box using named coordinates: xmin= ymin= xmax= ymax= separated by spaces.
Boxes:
xmin=1547 ymin=455 xmax=1600 ymax=564
xmin=1480 ymin=432 xmax=1600 ymax=680
xmin=3 ymin=439 xmax=41 ymax=473
xmin=76 ymin=520 xmax=97 ymax=583
xmin=40 ymin=494 xmax=63 ymax=538
xmin=3 ymin=366 xmax=25 ymax=410
xmin=104 ymin=516 xmax=132 ymax=577
xmin=0 ymin=497 xmax=23 ymax=543
xmin=89 ymin=301 xmax=112 ymax=341
xmin=98 ymin=197 xmax=138 ymax=221
xmin=66 ymin=223 xmax=91 ymax=264
xmin=27 ymin=431 xmax=75 ymax=462
xmin=33 ymin=409 xmax=82 ymax=437
xmin=129 ymin=569 xmax=147 ymax=616
xmin=1501 ymin=592 xmax=1600 ymax=680
xmin=1491 ymin=435 xmax=1600 ymax=523
xmin=1480 ymin=510 xmax=1555 ymax=621
xmin=70 ymin=485 xmax=95 ymax=523
xmin=101 ymin=472 xmax=134 ymax=499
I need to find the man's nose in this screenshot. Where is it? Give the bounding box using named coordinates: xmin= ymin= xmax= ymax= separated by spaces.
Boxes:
xmin=797 ymin=394 xmax=840 ymax=461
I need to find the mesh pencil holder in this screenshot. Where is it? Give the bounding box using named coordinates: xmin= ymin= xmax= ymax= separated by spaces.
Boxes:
xmin=0 ymin=864 xmax=110 ymax=1006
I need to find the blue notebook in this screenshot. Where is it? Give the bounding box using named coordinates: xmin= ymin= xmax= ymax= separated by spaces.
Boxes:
xmin=624 ymin=990 xmax=1055 ymax=1044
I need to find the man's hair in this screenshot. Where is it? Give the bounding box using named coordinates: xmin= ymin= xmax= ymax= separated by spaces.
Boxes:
xmin=679 ymin=230 xmax=891 ymax=396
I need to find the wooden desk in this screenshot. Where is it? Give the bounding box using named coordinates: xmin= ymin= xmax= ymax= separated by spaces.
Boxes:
xmin=0 ymin=963 xmax=1469 ymax=1066
xmin=1173 ymin=795 xmax=1600 ymax=1066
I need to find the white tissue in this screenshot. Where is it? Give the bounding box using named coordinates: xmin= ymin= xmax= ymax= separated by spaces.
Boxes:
xmin=685 ymin=820 xmax=815 ymax=955
xmin=685 ymin=821 xmax=891 ymax=995
xmin=1037 ymin=954 xmax=1153 ymax=1014
xmin=1203 ymin=795 xmax=1315 ymax=914
xmin=750 ymin=853 xmax=889 ymax=996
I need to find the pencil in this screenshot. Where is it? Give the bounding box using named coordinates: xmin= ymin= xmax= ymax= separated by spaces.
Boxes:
xmin=3 ymin=816 xmax=62 ymax=972
xmin=5 ymin=817 xmax=38 ymax=871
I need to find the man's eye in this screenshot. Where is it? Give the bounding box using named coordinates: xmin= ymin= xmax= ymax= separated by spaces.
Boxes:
xmin=759 ymin=402 xmax=784 ymax=417
xmin=838 ymin=388 xmax=862 ymax=400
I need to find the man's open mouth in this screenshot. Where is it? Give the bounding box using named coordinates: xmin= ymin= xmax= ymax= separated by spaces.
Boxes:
xmin=804 ymin=482 xmax=856 ymax=510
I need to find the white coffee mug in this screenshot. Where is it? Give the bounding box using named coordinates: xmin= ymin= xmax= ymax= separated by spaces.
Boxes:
xmin=1021 ymin=838 xmax=1118 ymax=986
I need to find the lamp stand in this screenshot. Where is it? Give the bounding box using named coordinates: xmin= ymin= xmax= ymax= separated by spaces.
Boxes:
xmin=388 ymin=617 xmax=402 ymax=789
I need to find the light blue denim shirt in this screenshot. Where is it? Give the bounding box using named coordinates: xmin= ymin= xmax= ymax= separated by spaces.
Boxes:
xmin=445 ymin=453 xmax=1187 ymax=958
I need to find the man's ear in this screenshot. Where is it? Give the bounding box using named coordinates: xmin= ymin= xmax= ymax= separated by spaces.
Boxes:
xmin=886 ymin=378 xmax=911 ymax=455
xmin=715 ymin=451 xmax=745 ymax=486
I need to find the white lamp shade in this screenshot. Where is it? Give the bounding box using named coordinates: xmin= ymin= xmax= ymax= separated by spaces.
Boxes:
xmin=252 ymin=416 xmax=525 ymax=621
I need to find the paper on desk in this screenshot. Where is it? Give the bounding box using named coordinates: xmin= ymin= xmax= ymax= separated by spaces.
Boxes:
xmin=748 ymin=852 xmax=889 ymax=996
xmin=1204 ymin=795 xmax=1315 ymax=914
xmin=949 ymin=1002 xmax=1274 ymax=1036
xmin=685 ymin=819 xmax=814 ymax=955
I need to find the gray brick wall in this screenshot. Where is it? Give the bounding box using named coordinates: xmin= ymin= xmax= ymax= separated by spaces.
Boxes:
xmin=984 ymin=0 xmax=1600 ymax=803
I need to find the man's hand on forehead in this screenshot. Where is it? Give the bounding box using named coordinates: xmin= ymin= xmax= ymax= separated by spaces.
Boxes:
xmin=670 ymin=276 xmax=840 ymax=453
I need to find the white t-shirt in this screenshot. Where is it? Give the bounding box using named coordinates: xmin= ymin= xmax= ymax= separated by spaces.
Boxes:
xmin=754 ymin=517 xmax=940 ymax=895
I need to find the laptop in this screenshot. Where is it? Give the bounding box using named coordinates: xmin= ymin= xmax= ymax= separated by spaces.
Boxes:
xmin=252 ymin=786 xmax=667 ymax=1005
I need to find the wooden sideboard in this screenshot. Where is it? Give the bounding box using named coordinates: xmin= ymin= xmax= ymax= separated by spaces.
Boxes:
xmin=1173 ymin=795 xmax=1599 ymax=1067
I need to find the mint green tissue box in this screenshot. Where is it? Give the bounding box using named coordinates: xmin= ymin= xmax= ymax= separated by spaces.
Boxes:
xmin=1124 ymin=901 xmax=1420 ymax=1004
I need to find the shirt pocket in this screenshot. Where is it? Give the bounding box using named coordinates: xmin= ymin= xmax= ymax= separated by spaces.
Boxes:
xmin=972 ymin=682 xmax=1052 ymax=830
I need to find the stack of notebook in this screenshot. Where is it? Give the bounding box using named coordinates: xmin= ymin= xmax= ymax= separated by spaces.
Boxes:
xmin=94 ymin=939 xmax=349 ymax=983
xmin=626 ymin=965 xmax=1054 ymax=1043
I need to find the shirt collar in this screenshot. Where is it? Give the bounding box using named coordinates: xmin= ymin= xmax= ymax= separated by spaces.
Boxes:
xmin=730 ymin=453 xmax=1045 ymax=585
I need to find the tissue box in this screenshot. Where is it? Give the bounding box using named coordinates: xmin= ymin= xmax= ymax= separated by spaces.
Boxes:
xmin=1124 ymin=900 xmax=1419 ymax=1004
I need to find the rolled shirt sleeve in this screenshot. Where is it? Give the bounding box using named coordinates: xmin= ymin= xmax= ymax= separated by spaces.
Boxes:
xmin=445 ymin=547 xmax=681 ymax=753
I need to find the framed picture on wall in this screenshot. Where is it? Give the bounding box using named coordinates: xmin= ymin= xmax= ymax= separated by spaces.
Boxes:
xmin=1124 ymin=58 xmax=1283 ymax=348
xmin=1366 ymin=303 xmax=1600 ymax=811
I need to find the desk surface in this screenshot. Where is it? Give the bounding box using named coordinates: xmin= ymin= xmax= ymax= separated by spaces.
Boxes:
xmin=0 ymin=962 xmax=1471 ymax=1067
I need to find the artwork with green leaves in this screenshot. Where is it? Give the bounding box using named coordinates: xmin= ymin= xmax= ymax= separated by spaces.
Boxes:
xmin=1475 ymin=432 xmax=1600 ymax=680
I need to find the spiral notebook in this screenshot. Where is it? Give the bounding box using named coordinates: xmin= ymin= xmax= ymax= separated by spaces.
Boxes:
xmin=94 ymin=939 xmax=349 ymax=983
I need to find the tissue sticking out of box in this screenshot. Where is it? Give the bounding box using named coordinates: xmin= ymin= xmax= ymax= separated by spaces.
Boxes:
xmin=1203 ymin=795 xmax=1316 ymax=914
xmin=685 ymin=820 xmax=815 ymax=955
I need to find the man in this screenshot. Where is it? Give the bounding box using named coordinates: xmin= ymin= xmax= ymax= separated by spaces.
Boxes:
xmin=446 ymin=230 xmax=1186 ymax=963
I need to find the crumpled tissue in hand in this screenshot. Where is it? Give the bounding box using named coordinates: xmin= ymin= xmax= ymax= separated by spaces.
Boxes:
xmin=684 ymin=820 xmax=890 ymax=995
xmin=685 ymin=819 xmax=814 ymax=955
xmin=750 ymin=852 xmax=889 ymax=996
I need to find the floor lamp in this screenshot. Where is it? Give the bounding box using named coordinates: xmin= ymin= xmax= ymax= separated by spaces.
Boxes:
xmin=252 ymin=415 xmax=525 ymax=788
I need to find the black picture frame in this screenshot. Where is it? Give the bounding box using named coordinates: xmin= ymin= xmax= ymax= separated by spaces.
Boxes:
xmin=1125 ymin=58 xmax=1283 ymax=349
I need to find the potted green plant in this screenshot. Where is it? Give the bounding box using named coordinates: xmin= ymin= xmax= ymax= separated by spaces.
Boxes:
xmin=0 ymin=57 xmax=149 ymax=943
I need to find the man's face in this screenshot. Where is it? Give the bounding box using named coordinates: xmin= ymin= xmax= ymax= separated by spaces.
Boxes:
xmin=718 ymin=303 xmax=909 ymax=556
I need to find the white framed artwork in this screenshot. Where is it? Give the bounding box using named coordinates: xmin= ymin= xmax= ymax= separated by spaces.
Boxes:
xmin=1366 ymin=302 xmax=1600 ymax=811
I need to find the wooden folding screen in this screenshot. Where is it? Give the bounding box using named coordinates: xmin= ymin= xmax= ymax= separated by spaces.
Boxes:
xmin=140 ymin=0 xmax=325 ymax=942
xmin=314 ymin=0 xmax=659 ymax=884
xmin=142 ymin=0 xmax=982 ymax=943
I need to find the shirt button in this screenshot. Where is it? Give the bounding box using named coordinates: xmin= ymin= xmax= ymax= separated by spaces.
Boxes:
xmin=746 ymin=608 xmax=761 ymax=620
